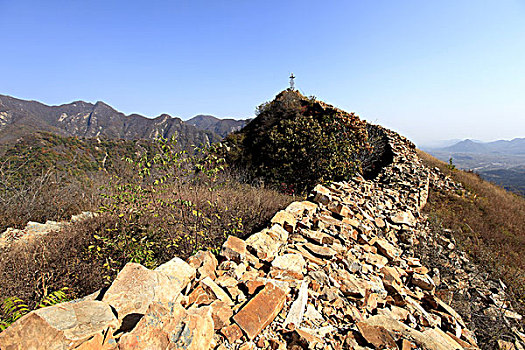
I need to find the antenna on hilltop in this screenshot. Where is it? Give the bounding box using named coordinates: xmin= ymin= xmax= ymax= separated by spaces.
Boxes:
xmin=289 ymin=73 xmax=296 ymax=90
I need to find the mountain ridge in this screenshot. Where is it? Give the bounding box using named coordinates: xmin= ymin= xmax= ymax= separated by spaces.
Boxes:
xmin=0 ymin=94 xmax=221 ymax=147
xmin=431 ymin=137 xmax=525 ymax=155
xmin=425 ymin=137 xmax=525 ymax=195
xmin=186 ymin=114 xmax=250 ymax=138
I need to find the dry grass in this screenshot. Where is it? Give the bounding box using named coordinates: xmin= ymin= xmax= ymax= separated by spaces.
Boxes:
xmin=0 ymin=138 xmax=295 ymax=313
xmin=0 ymin=177 xmax=293 ymax=311
xmin=418 ymin=150 xmax=525 ymax=303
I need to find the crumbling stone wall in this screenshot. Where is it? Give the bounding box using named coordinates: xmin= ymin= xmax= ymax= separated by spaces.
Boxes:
xmin=1 ymin=128 xmax=523 ymax=350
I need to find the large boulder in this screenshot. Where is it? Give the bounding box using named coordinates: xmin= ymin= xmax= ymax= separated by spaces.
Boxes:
xmin=102 ymin=259 xmax=194 ymax=323
xmin=0 ymin=300 xmax=118 ymax=350
xmin=119 ymin=302 xmax=214 ymax=350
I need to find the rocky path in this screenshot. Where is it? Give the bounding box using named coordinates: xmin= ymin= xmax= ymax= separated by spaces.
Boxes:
xmin=1 ymin=129 xmax=523 ymax=349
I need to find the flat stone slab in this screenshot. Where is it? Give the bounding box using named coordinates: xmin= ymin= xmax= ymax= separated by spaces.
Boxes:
xmin=0 ymin=300 xmax=118 ymax=349
xmin=102 ymin=263 xmax=181 ymax=322
xmin=233 ymin=282 xmax=288 ymax=339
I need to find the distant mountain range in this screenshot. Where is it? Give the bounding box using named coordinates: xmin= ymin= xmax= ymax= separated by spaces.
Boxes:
xmin=186 ymin=115 xmax=250 ymax=138
xmin=438 ymin=138 xmax=525 ymax=155
xmin=0 ymin=94 xmax=250 ymax=148
xmin=425 ymin=138 xmax=525 ymax=195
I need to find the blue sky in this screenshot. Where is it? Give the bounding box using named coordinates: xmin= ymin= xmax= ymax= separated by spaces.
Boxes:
xmin=1 ymin=0 xmax=524 ymax=145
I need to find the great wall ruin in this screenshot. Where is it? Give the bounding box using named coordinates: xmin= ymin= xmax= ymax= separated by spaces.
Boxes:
xmin=1 ymin=127 xmax=523 ymax=350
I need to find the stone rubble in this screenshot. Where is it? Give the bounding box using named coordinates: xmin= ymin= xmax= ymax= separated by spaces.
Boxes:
xmin=1 ymin=128 xmax=523 ymax=350
xmin=0 ymin=211 xmax=96 ymax=249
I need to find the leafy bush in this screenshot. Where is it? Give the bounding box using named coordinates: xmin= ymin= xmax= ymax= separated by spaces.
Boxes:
xmin=225 ymin=90 xmax=368 ymax=193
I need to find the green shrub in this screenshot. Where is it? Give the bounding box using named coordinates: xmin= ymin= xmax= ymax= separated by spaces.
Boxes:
xmin=225 ymin=90 xmax=368 ymax=193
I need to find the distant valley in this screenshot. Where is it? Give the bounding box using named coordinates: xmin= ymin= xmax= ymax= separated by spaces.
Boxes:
xmin=424 ymin=138 xmax=525 ymax=195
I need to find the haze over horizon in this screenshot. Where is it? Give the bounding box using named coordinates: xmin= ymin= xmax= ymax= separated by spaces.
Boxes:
xmin=1 ymin=0 xmax=524 ymax=145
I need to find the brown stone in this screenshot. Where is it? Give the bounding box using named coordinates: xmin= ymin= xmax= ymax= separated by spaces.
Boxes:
xmin=406 ymin=257 xmax=421 ymax=266
xmin=412 ymin=266 xmax=430 ymax=275
xmin=221 ymin=324 xmax=243 ymax=343
xmin=119 ymin=301 xmax=185 ymax=349
xmin=102 ymin=263 xmax=184 ymax=323
xmin=390 ymin=305 xmax=410 ymax=321
xmin=244 ymin=279 xmax=265 ymax=294
xmin=364 ymin=315 xmax=452 ymax=350
xmin=342 ymin=217 xmax=360 ymax=228
xmin=365 ymin=252 xmax=388 ymax=269
xmin=446 ymin=331 xmax=477 ymax=349
xmin=437 ymin=298 xmax=466 ymax=328
xmin=171 ymin=306 xmax=215 ymax=350
xmin=271 ymin=253 xmax=306 ymax=279
xmin=210 ymin=300 xmax=234 ymax=330
xmin=300 ymin=229 xmax=334 ymax=245
xmin=316 ymin=215 xmax=344 ymax=230
xmin=285 ymin=201 xmax=318 ymax=218
xmin=402 ymin=339 xmax=414 ymax=350
xmin=374 ymin=217 xmax=386 ymax=228
xmin=201 ymin=277 xmax=234 ymax=305
xmin=154 ymin=257 xmax=196 ymax=291
xmin=340 ymin=227 xmax=358 ymax=241
xmin=390 ymin=211 xmax=416 ymax=226
xmin=75 ymin=329 xmax=118 ymax=350
xmin=245 ymin=224 xmax=288 ymax=261
xmin=313 ymin=184 xmax=331 ymax=205
xmin=356 ymin=322 xmax=397 ymax=349
xmin=412 ymin=273 xmax=435 ymax=291
xmin=328 ymin=202 xmax=351 ymax=217
xmin=187 ymin=250 xmax=218 ymax=280
xmin=337 ymin=269 xmax=367 ymax=298
xmin=303 ymin=242 xmax=336 ymax=258
xmin=375 ymin=238 xmax=401 ymax=260
xmin=221 ymin=235 xmax=247 ymax=263
xmin=226 ymin=286 xmax=243 ymax=301
xmin=421 ymin=328 xmax=464 ymax=350
xmin=0 ymin=300 xmax=118 ymax=350
xmin=238 ymin=342 xmax=256 ymax=350
xmin=215 ymin=275 xmax=239 ymax=289
xmin=188 ymin=285 xmax=215 ymax=306
xmin=233 ymin=282 xmax=288 ymax=339
xmin=293 ymin=245 xmax=326 ymax=266
xmin=256 ymin=336 xmax=267 ymax=348
xmin=271 ymin=210 xmax=297 ymax=233
xmin=381 ymin=266 xmax=402 ymax=285
xmin=364 ymin=292 xmax=379 ymax=313
xmin=295 ymin=328 xmax=323 ymax=347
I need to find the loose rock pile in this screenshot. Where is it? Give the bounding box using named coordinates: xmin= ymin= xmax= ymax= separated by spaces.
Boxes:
xmin=0 ymin=211 xmax=95 ymax=249
xmin=1 ymin=129 xmax=523 ymax=350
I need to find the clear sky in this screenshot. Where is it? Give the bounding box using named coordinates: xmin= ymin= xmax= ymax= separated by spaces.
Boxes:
xmin=1 ymin=0 xmax=524 ymax=145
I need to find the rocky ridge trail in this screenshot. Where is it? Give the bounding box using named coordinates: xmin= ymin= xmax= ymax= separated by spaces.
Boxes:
xmin=1 ymin=128 xmax=523 ymax=350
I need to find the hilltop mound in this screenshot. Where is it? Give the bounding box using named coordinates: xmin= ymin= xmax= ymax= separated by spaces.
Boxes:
xmin=225 ymin=90 xmax=370 ymax=192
